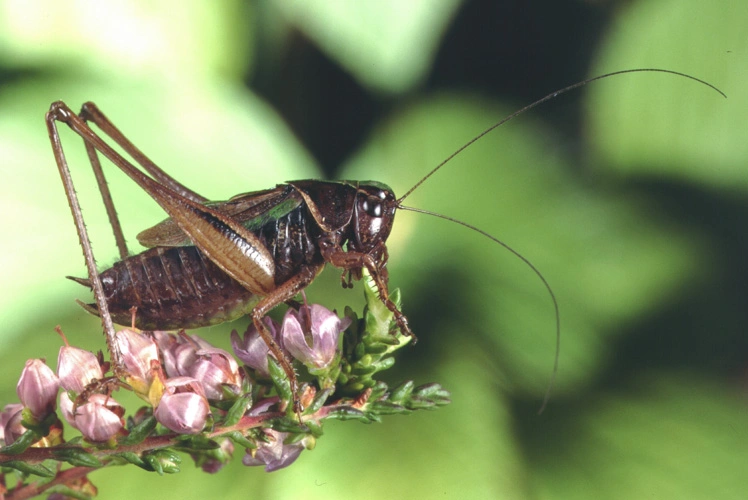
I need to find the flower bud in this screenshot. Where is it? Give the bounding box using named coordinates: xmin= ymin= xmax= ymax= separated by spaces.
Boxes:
xmin=154 ymin=377 xmax=210 ymax=434
xmin=282 ymin=305 xmax=350 ymax=370
xmin=242 ymin=429 xmax=307 ymax=472
xmin=146 ymin=449 xmax=182 ymax=474
xmin=60 ymin=392 xmax=125 ymax=442
xmin=148 ymin=330 xmax=178 ymax=355
xmin=148 ymin=331 xmax=180 ymax=378
xmin=57 ymin=346 xmax=103 ymax=393
xmin=231 ymin=317 xmax=284 ymax=378
xmin=186 ymin=347 xmax=243 ymax=401
xmin=0 ymin=404 xmax=25 ymax=446
xmin=197 ymin=437 xmax=235 ymax=473
xmin=17 ymin=359 xmax=59 ymax=421
xmin=157 ymin=333 xmax=216 ymax=379
xmin=164 ymin=340 xmax=197 ymax=378
xmin=115 ymin=329 xmax=160 ymax=395
xmin=58 ymin=391 xmax=75 ymax=425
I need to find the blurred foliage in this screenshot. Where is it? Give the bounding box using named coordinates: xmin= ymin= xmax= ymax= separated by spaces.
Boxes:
xmin=0 ymin=0 xmax=746 ymax=499
xmin=588 ymin=0 xmax=748 ymax=188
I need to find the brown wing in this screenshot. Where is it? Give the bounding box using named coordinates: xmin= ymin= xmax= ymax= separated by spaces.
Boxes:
xmin=137 ymin=185 xmax=301 ymax=247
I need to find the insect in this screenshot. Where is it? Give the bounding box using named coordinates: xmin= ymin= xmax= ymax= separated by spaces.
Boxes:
xmin=46 ymin=69 xmax=723 ymax=412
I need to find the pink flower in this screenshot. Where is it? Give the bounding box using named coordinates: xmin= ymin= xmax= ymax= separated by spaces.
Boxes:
xmin=0 ymin=404 xmax=25 ymax=446
xmin=60 ymin=392 xmax=124 ymax=442
xmin=231 ymin=317 xmax=284 ymax=378
xmin=186 ymin=347 xmax=243 ymax=401
xmin=17 ymin=359 xmax=59 ymax=421
xmin=154 ymin=377 xmax=210 ymax=434
xmin=57 ymin=346 xmax=103 ymax=393
xmin=199 ymin=438 xmax=235 ymax=473
xmin=115 ymin=329 xmax=160 ymax=396
xmin=242 ymin=429 xmax=307 ymax=472
xmin=282 ymin=305 xmax=350 ymax=370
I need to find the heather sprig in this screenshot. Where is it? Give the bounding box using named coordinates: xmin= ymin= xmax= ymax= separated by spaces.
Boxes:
xmin=0 ymin=275 xmax=449 ymax=499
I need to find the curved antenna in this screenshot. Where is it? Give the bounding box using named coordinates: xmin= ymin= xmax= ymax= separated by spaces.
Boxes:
xmin=397 ymin=68 xmax=726 ymax=204
xmin=399 ymin=205 xmax=559 ymax=414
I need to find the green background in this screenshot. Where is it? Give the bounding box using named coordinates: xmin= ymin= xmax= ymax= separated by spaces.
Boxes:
xmin=0 ymin=0 xmax=746 ymax=498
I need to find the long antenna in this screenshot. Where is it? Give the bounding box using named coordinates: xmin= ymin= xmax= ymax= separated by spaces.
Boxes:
xmin=399 ymin=205 xmax=559 ymax=414
xmin=397 ymin=68 xmax=725 ymax=204
xmin=396 ymin=69 xmax=724 ymax=413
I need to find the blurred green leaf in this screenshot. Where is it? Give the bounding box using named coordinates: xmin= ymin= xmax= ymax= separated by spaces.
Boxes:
xmin=532 ymin=373 xmax=748 ymax=499
xmin=0 ymin=0 xmax=254 ymax=81
xmin=273 ymin=0 xmax=463 ymax=93
xmin=587 ymin=0 xmax=746 ymax=188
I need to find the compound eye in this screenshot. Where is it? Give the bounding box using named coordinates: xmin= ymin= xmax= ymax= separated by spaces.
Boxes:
xmin=366 ymin=200 xmax=382 ymax=217
xmin=360 ymin=198 xmax=383 ymax=218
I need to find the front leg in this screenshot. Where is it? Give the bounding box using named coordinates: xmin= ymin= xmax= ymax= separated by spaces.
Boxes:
xmin=320 ymin=242 xmax=413 ymax=340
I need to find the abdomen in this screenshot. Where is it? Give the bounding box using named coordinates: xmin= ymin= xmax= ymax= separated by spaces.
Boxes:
xmin=95 ymin=246 xmax=258 ymax=330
